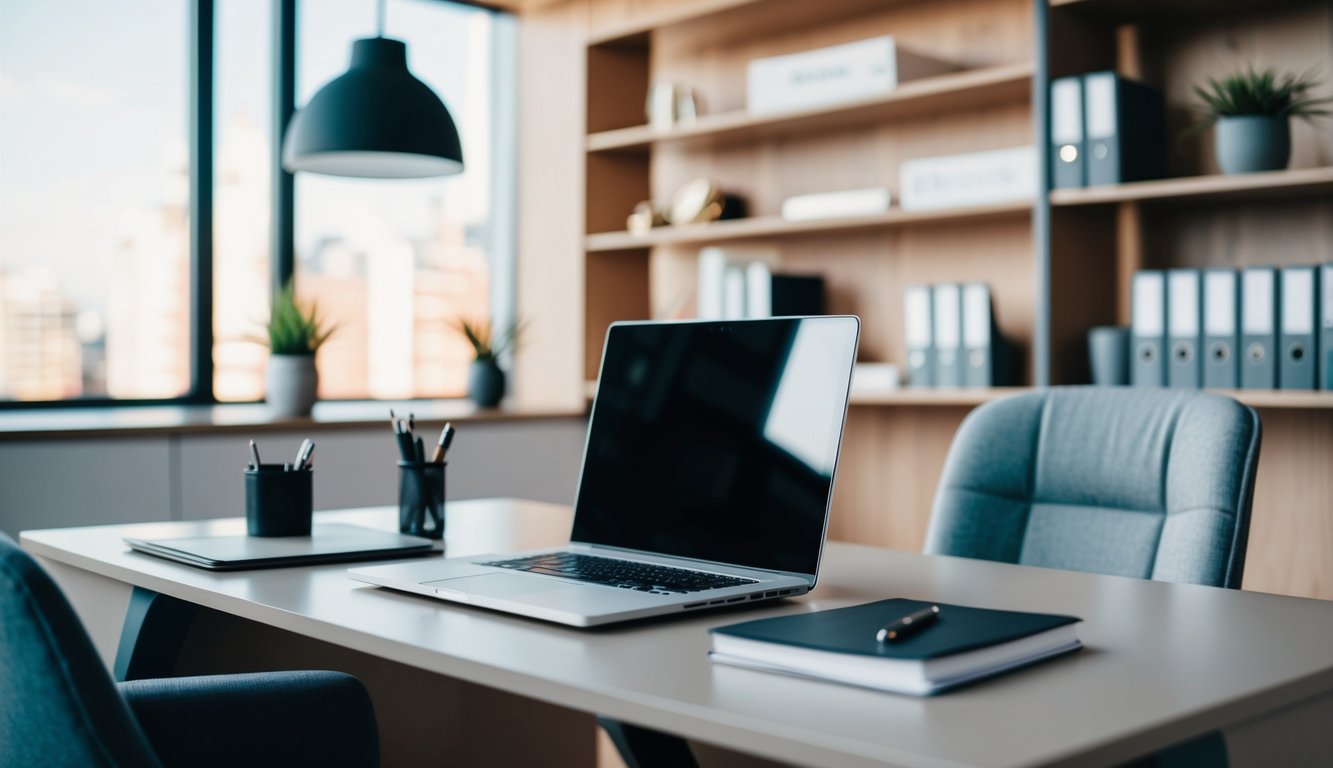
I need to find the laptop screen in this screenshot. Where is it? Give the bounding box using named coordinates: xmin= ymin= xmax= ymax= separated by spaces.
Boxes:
xmin=572 ymin=317 xmax=860 ymax=578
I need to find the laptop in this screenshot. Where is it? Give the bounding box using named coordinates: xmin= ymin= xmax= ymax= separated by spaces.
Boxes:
xmin=349 ymin=316 xmax=860 ymax=627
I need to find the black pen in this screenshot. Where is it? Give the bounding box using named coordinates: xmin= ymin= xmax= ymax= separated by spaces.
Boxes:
xmin=876 ymin=605 xmax=940 ymax=643
xmin=395 ymin=430 xmax=414 ymax=462
xmin=249 ymin=440 xmax=262 ymax=470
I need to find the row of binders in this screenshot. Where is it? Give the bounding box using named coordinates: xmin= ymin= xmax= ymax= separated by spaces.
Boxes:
xmin=1051 ymin=72 xmax=1164 ymax=188
xmin=1132 ymin=265 xmax=1333 ymax=390
xmin=697 ymin=247 xmax=825 ymax=320
xmin=904 ymin=283 xmax=1012 ymax=387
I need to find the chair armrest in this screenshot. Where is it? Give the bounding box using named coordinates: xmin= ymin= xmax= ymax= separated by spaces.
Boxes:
xmin=119 ymin=670 xmax=378 ymax=768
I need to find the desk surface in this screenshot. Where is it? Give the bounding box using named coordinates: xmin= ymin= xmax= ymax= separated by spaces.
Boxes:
xmin=22 ymin=499 xmax=1333 ymax=768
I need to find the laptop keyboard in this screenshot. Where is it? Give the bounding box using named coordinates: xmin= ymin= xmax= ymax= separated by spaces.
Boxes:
xmin=481 ymin=552 xmax=758 ymax=595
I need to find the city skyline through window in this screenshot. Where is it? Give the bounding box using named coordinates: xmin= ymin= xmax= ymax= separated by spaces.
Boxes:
xmin=0 ymin=0 xmax=190 ymax=401
xmin=0 ymin=0 xmax=513 ymax=405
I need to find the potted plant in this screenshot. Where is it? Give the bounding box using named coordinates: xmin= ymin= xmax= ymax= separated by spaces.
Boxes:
xmin=1193 ymin=67 xmax=1329 ymax=174
xmin=263 ymin=281 xmax=337 ymax=418
xmin=454 ymin=318 xmax=522 ymax=408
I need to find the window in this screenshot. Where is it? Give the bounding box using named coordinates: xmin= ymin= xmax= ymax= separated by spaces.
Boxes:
xmin=214 ymin=0 xmax=275 ymax=402
xmin=0 ymin=0 xmax=515 ymax=406
xmin=0 ymin=0 xmax=190 ymax=401
xmin=294 ymin=0 xmax=514 ymax=400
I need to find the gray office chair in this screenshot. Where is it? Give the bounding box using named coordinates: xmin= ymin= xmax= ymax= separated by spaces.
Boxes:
xmin=925 ymin=387 xmax=1260 ymax=588
xmin=924 ymin=387 xmax=1260 ymax=767
xmin=0 ymin=532 xmax=380 ymax=768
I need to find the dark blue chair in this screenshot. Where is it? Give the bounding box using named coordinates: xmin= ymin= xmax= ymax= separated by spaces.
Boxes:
xmin=925 ymin=387 xmax=1260 ymax=588
xmin=0 ymin=532 xmax=380 ymax=768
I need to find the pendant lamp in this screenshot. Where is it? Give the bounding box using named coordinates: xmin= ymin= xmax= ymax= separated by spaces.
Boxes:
xmin=282 ymin=0 xmax=463 ymax=178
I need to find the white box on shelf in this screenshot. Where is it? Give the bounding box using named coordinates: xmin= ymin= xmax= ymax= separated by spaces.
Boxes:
xmin=899 ymin=146 xmax=1037 ymax=211
xmin=780 ymin=187 xmax=891 ymax=222
xmin=747 ymin=36 xmax=955 ymax=116
xmin=850 ymin=363 xmax=901 ymax=392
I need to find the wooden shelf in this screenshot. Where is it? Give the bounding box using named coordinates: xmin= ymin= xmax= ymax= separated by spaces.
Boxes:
xmin=1049 ymin=0 xmax=1312 ymax=22
xmin=1049 ymin=167 xmax=1333 ymax=207
xmin=1222 ymin=390 xmax=1333 ymax=409
xmin=848 ymin=387 xmax=1028 ymax=406
xmin=584 ymin=381 xmax=1027 ymax=406
xmin=585 ymin=200 xmax=1033 ymax=252
xmin=588 ymin=0 xmax=919 ymax=46
xmin=586 ymin=379 xmax=1333 ymax=410
xmin=586 ymin=63 xmax=1033 ymax=153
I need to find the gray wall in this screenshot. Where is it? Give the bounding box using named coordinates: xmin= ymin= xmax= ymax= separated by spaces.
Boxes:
xmin=0 ymin=418 xmax=587 ymax=536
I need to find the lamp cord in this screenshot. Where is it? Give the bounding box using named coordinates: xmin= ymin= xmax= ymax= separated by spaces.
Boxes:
xmin=376 ymin=0 xmax=385 ymax=37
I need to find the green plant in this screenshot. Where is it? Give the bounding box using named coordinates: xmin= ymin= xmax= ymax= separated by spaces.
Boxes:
xmin=454 ymin=317 xmax=523 ymax=361
xmin=264 ymin=281 xmax=337 ymax=355
xmin=1193 ymin=67 xmax=1330 ymax=129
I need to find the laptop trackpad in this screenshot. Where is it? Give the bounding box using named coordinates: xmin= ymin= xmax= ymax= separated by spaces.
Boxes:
xmin=424 ymin=573 xmax=579 ymax=599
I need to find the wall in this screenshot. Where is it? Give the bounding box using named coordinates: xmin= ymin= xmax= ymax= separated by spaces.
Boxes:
xmin=0 ymin=418 xmax=588 ymax=536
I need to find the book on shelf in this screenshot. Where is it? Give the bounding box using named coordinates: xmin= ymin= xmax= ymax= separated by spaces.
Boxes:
xmin=709 ymin=598 xmax=1082 ymax=696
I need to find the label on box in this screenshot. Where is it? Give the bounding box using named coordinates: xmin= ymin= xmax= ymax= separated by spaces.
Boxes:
xmin=900 ymin=146 xmax=1037 ymax=211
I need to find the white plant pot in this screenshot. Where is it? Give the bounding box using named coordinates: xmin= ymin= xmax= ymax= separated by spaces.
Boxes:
xmin=266 ymin=354 xmax=318 ymax=418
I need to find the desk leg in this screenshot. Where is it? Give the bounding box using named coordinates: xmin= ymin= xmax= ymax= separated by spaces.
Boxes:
xmin=598 ymin=717 xmax=699 ymax=768
xmin=114 ymin=587 xmax=198 ymax=682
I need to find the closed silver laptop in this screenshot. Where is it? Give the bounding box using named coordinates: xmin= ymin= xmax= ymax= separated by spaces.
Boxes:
xmin=349 ymin=316 xmax=860 ymax=627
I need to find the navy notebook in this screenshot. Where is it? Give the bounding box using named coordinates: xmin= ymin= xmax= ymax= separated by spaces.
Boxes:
xmin=709 ymin=598 xmax=1082 ymax=695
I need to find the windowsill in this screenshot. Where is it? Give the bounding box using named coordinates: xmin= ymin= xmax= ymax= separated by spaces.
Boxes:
xmin=0 ymin=399 xmax=585 ymax=439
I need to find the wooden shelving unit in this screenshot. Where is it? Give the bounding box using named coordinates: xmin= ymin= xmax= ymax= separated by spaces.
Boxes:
xmin=532 ymin=0 xmax=1333 ymax=603
xmin=587 ymin=63 xmax=1033 ymax=153
xmin=1050 ymin=166 xmax=1333 ymax=206
xmin=586 ymin=200 xmax=1032 ymax=251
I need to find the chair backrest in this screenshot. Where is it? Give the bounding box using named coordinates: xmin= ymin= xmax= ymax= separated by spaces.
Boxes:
xmin=924 ymin=387 xmax=1261 ymax=588
xmin=0 ymin=532 xmax=163 ymax=767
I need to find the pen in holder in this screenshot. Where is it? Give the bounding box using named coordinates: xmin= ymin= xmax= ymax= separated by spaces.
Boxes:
xmin=245 ymin=465 xmax=313 ymax=537
xmin=398 ymin=460 xmax=445 ymax=539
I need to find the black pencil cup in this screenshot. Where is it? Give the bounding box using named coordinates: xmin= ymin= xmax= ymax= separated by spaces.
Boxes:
xmin=398 ymin=461 xmax=445 ymax=540
xmin=245 ymin=465 xmax=313 ymax=537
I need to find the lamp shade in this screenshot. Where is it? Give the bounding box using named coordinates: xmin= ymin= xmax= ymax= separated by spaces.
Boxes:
xmin=283 ymin=37 xmax=463 ymax=178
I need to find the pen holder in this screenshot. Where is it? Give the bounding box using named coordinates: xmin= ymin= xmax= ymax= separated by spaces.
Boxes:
xmin=398 ymin=461 xmax=445 ymax=539
xmin=245 ymin=465 xmax=313 ymax=537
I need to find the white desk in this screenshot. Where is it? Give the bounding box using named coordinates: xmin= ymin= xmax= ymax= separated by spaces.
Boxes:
xmin=22 ymin=499 xmax=1333 ymax=768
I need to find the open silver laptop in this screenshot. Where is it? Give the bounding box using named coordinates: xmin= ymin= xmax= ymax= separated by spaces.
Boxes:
xmin=349 ymin=316 xmax=860 ymax=626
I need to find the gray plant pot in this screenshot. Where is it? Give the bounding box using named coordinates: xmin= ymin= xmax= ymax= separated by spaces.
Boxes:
xmin=468 ymin=359 xmax=505 ymax=408
xmin=1088 ymin=326 xmax=1131 ymax=386
xmin=266 ymin=354 xmax=318 ymax=418
xmin=1215 ymin=115 xmax=1291 ymax=175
